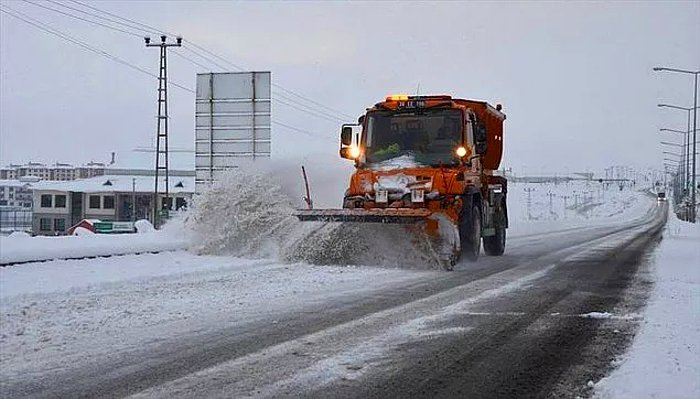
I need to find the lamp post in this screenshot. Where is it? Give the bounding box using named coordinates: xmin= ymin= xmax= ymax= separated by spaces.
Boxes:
xmin=654 ymin=67 xmax=699 ymax=222
xmin=659 ymin=104 xmax=700 ymax=190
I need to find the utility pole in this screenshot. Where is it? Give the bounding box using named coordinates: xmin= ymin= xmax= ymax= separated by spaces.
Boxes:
xmin=145 ymin=35 xmax=182 ymax=228
xmin=524 ymin=187 xmax=535 ymax=220
xmin=131 ymin=178 xmax=136 ymax=227
xmin=561 ymin=195 xmax=570 ymax=219
xmin=547 ymin=192 xmax=556 ymax=215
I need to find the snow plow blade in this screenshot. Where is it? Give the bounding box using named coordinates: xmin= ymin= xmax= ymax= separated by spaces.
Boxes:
xmin=294 ymin=208 xmax=432 ymax=224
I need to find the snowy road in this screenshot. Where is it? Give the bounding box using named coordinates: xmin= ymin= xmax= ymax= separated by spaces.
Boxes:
xmin=1 ymin=197 xmax=666 ymax=398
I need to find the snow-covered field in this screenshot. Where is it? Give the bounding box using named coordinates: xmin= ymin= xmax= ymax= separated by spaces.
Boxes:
xmin=595 ymin=211 xmax=700 ymax=399
xmin=507 ymin=181 xmax=653 ymax=237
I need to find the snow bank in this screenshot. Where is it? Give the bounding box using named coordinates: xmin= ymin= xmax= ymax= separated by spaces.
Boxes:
xmin=134 ymin=219 xmax=155 ymax=233
xmin=595 ymin=210 xmax=700 ymax=399
xmin=0 ymin=228 xmax=188 ymax=265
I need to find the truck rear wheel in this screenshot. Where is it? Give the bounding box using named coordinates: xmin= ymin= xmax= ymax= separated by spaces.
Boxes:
xmin=460 ymin=203 xmax=481 ymax=262
xmin=483 ymin=207 xmax=506 ymax=256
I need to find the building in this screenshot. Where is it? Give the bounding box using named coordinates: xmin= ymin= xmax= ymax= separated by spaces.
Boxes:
xmin=0 ymin=180 xmax=34 ymax=234
xmin=0 ymin=180 xmax=33 ymax=208
xmin=0 ymin=162 xmax=103 ymax=181
xmin=31 ymin=175 xmax=194 ymax=236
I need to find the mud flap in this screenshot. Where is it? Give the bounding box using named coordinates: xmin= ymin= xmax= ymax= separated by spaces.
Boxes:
xmin=429 ymin=213 xmax=461 ymax=270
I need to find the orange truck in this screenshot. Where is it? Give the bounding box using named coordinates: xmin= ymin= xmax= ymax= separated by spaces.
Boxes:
xmin=295 ymin=94 xmax=508 ymax=270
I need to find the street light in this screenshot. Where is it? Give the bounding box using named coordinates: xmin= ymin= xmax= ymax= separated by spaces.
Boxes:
xmin=654 ymin=67 xmax=699 ymax=222
xmin=659 ymin=105 xmax=699 ymax=195
xmin=661 ymin=141 xmax=683 ymax=148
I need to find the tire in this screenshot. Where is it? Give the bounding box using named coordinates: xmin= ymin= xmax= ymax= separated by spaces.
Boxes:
xmin=460 ymin=202 xmax=481 ymax=262
xmin=484 ymin=207 xmax=506 ymax=256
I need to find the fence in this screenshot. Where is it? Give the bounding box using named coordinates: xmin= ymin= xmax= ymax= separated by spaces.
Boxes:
xmin=0 ymin=207 xmax=32 ymax=234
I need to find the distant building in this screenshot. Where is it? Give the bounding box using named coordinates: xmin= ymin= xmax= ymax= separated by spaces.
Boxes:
xmin=0 ymin=161 xmax=194 ymax=181
xmin=0 ymin=180 xmax=33 ymax=208
xmin=31 ymin=175 xmax=194 ymax=236
xmin=0 ymin=162 xmax=105 ymax=181
xmin=0 ymin=180 xmax=34 ymax=234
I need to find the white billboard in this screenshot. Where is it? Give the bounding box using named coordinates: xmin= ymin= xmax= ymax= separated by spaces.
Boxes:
xmin=195 ymin=71 xmax=271 ymax=191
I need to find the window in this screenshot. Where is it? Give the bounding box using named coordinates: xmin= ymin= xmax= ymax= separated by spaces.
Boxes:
xmin=89 ymin=195 xmax=101 ymax=209
xmin=103 ymin=195 xmax=115 ymax=209
xmin=40 ymin=218 xmax=51 ymax=231
xmin=0 ymin=200 xmax=6 ymax=206
xmin=175 ymin=197 xmax=187 ymax=210
xmin=41 ymin=194 xmax=52 ymax=207
xmin=364 ymin=109 xmax=464 ymax=166
xmin=55 ymin=194 xmax=67 ymax=208
xmin=23 ymin=202 xmax=31 ymax=208
xmin=54 ymin=218 xmax=66 ymax=232
xmin=162 ymin=197 xmax=173 ymax=210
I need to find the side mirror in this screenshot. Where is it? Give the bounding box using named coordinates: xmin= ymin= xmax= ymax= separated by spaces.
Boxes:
xmin=474 ymin=123 xmax=487 ymax=155
xmin=340 ymin=126 xmax=353 ymax=146
xmin=339 ymin=147 xmax=353 ymax=159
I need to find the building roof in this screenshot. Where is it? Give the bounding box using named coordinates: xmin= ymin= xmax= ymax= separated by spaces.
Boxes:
xmin=0 ymin=180 xmax=33 ymax=188
xmin=30 ymin=175 xmax=195 ymax=194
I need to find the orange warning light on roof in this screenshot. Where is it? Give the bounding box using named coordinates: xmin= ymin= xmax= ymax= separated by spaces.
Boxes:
xmin=385 ymin=94 xmax=409 ymax=101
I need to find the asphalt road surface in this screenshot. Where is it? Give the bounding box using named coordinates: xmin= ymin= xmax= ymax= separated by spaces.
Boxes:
xmin=5 ymin=200 xmax=666 ymax=399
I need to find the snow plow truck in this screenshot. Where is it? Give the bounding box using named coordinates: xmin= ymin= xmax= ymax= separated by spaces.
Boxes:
xmin=295 ymin=94 xmax=508 ymax=270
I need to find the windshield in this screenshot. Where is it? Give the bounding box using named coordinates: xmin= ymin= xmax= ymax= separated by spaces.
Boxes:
xmin=364 ymin=109 xmax=463 ymax=167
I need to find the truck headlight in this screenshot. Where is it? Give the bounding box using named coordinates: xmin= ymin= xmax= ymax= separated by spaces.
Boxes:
xmin=455 ymin=146 xmax=467 ymax=158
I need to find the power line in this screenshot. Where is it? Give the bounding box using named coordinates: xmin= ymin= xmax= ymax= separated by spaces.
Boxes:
xmin=22 ymin=0 xmax=214 ymax=78
xmin=9 ymin=1 xmax=349 ymax=138
xmin=23 ymin=0 xmax=144 ymax=37
xmin=17 ymin=1 xmax=349 ymax=124
xmin=172 ymin=51 xmax=212 ymax=71
xmin=181 ymin=44 xmax=231 ymax=71
xmin=272 ymin=84 xmax=355 ymax=120
xmin=68 ymin=0 xmax=168 ymax=35
xmin=0 ymin=5 xmax=194 ymax=93
xmin=274 ymin=92 xmax=346 ymax=123
xmin=272 ymin=120 xmax=336 ymax=142
xmin=64 ymin=0 xmax=355 ymax=120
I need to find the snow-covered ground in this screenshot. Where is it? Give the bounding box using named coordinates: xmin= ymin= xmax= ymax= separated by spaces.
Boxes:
xmin=0 ymin=221 xmax=188 ymax=265
xmin=595 ymin=210 xmax=700 ymax=399
xmin=507 ymin=181 xmax=653 ymax=237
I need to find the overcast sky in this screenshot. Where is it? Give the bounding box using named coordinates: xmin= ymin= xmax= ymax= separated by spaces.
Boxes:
xmin=1 ymin=1 xmax=698 ymax=175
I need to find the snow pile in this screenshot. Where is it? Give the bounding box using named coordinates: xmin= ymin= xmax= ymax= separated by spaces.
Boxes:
xmin=0 ymin=228 xmax=188 ymax=265
xmin=595 ymin=211 xmax=700 ymax=399
xmin=134 ymin=219 xmax=155 ymax=233
xmin=7 ymin=231 xmax=30 ymax=239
